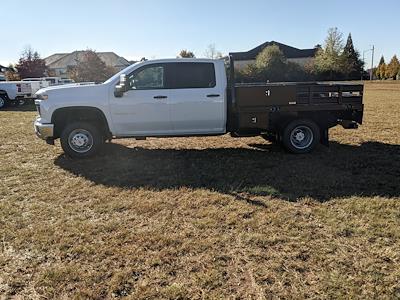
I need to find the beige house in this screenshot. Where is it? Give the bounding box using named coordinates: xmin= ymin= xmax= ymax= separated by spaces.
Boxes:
xmin=230 ymin=41 xmax=318 ymax=70
xmin=44 ymin=51 xmax=131 ymax=79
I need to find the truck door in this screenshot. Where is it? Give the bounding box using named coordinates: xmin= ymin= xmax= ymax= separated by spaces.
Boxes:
xmin=110 ymin=63 xmax=173 ymax=136
xmin=166 ymin=62 xmax=226 ymax=134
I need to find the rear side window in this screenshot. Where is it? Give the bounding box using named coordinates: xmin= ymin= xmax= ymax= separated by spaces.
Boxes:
xmin=167 ymin=63 xmax=216 ymax=89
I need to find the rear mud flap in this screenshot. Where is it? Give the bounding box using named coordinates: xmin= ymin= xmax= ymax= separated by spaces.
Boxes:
xmin=320 ymin=128 xmax=329 ymax=147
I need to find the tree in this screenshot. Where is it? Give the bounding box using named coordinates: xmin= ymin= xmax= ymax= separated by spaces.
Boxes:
xmin=5 ymin=64 xmax=20 ymax=81
xmin=68 ymin=50 xmax=117 ymax=83
xmin=375 ymin=56 xmax=386 ymax=79
xmin=386 ymin=55 xmax=400 ymax=80
xmin=15 ymin=46 xmax=46 ymax=79
xmin=178 ymin=50 xmax=195 ymax=58
xmin=341 ymin=33 xmax=364 ymax=80
xmin=313 ymin=27 xmax=345 ymax=80
xmin=255 ymin=45 xmax=287 ymax=81
xmin=236 ymin=45 xmax=309 ymax=83
xmin=204 ymin=44 xmax=223 ymax=59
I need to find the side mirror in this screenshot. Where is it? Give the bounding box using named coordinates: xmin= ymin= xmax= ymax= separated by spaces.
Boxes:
xmin=114 ymin=74 xmax=127 ymax=98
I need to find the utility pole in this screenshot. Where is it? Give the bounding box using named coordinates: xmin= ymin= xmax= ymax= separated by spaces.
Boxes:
xmin=362 ymin=52 xmax=365 ymax=81
xmin=370 ymin=45 xmax=375 ymax=81
xmin=362 ymin=46 xmax=375 ymax=81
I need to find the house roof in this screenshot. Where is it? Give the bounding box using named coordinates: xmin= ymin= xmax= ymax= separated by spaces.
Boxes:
xmin=230 ymin=41 xmax=317 ymax=60
xmin=0 ymin=64 xmax=12 ymax=72
xmin=45 ymin=51 xmax=130 ymax=69
xmin=44 ymin=53 xmax=68 ymax=66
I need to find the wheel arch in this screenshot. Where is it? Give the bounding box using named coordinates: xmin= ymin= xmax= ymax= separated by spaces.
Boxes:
xmin=52 ymin=106 xmax=111 ymax=139
xmin=270 ymin=111 xmax=337 ymax=145
xmin=0 ymin=90 xmax=9 ymax=98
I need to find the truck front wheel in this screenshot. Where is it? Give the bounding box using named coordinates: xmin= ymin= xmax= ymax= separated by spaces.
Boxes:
xmin=282 ymin=119 xmax=320 ymax=154
xmin=0 ymin=95 xmax=7 ymax=109
xmin=60 ymin=122 xmax=103 ymax=158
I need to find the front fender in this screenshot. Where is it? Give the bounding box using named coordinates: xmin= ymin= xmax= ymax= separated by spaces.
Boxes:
xmin=0 ymin=86 xmax=17 ymax=100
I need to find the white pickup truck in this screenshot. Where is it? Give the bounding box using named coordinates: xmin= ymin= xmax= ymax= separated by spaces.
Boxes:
xmin=0 ymin=81 xmax=42 ymax=108
xmin=34 ymin=58 xmax=364 ymax=158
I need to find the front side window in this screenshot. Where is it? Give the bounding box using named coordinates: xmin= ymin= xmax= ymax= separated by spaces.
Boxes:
xmin=128 ymin=65 xmax=164 ymax=90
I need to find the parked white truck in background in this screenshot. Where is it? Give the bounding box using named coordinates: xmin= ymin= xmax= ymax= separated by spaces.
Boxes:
xmin=34 ymin=58 xmax=364 ymax=158
xmin=0 ymin=80 xmax=42 ymax=108
xmin=22 ymin=78 xmax=50 ymax=89
xmin=25 ymin=77 xmax=75 ymax=86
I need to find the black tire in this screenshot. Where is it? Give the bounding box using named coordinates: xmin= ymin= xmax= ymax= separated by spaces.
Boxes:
xmin=60 ymin=122 xmax=104 ymax=158
xmin=0 ymin=95 xmax=7 ymax=109
xmin=282 ymin=119 xmax=320 ymax=154
xmin=8 ymin=99 xmax=19 ymax=107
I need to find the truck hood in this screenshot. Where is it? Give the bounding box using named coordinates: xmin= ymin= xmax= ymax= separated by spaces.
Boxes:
xmin=36 ymin=83 xmax=97 ymax=94
xmin=35 ymin=83 xmax=109 ymax=108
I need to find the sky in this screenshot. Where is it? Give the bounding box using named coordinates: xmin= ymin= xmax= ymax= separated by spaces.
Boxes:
xmin=1 ymin=0 xmax=399 ymax=69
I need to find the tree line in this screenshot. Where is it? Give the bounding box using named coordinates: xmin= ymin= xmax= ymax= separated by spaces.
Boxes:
xmin=236 ymin=28 xmax=366 ymax=83
xmin=375 ymin=55 xmax=400 ymax=80
xmin=5 ymin=44 xmax=223 ymax=83
xmin=4 ymin=48 xmax=116 ymax=83
xmin=5 ymin=32 xmax=399 ymax=83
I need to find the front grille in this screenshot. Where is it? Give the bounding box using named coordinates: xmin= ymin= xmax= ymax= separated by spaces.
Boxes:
xmin=36 ymin=104 xmax=41 ymax=116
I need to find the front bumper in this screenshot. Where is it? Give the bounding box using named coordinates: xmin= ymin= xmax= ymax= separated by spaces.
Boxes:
xmin=34 ymin=118 xmax=54 ymax=140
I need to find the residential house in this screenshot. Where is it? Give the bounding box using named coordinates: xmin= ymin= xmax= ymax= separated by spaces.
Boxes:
xmin=230 ymin=41 xmax=318 ymax=69
xmin=0 ymin=64 xmax=11 ymax=81
xmin=44 ymin=51 xmax=131 ymax=79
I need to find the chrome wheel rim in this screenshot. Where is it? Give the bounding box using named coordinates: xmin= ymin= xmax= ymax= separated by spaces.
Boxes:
xmin=68 ymin=129 xmax=93 ymax=153
xmin=290 ymin=125 xmax=313 ymax=150
xmin=0 ymin=97 xmax=4 ymax=108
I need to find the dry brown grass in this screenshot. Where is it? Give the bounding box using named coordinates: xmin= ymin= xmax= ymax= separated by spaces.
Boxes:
xmin=0 ymin=82 xmax=399 ymax=299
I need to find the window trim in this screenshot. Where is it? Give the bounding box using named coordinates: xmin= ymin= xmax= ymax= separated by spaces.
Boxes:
xmin=126 ymin=63 xmax=166 ymax=91
xmin=124 ymin=62 xmax=217 ymax=91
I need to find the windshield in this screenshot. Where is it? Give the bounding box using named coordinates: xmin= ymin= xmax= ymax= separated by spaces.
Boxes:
xmin=103 ymin=62 xmax=140 ymax=84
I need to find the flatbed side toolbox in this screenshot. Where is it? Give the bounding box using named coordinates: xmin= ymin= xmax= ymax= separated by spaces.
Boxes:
xmin=235 ymin=84 xmax=297 ymax=107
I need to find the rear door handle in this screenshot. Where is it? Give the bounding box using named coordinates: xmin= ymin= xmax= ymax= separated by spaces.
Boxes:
xmin=207 ymin=94 xmax=220 ymax=98
xmin=154 ymin=95 xmax=168 ymax=99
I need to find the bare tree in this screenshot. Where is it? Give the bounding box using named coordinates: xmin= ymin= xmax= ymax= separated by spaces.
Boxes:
xmin=204 ymin=44 xmax=223 ymax=59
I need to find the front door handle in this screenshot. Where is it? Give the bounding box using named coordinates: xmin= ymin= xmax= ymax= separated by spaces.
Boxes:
xmin=154 ymin=95 xmax=168 ymax=99
xmin=207 ymin=94 xmax=220 ymax=98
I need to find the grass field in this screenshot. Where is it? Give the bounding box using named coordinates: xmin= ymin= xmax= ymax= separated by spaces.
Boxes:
xmin=1 ymin=82 xmax=399 ymax=299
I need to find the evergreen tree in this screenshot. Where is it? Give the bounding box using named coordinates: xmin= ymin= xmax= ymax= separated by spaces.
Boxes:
xmin=376 ymin=56 xmax=386 ymax=79
xmin=386 ymin=55 xmax=400 ymax=80
xmin=341 ymin=33 xmax=364 ymax=80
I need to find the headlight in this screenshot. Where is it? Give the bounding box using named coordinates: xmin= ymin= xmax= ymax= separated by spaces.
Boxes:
xmin=36 ymin=94 xmax=48 ymax=100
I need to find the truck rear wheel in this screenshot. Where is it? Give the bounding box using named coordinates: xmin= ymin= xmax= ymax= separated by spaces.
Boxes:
xmin=282 ymin=119 xmax=320 ymax=154
xmin=60 ymin=122 xmax=103 ymax=158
